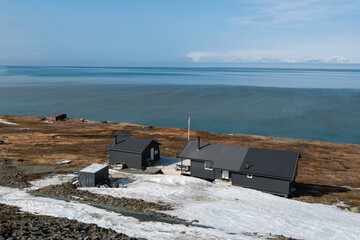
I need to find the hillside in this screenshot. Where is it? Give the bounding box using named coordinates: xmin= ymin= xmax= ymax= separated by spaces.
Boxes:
xmin=1 ymin=115 xmax=359 ymax=207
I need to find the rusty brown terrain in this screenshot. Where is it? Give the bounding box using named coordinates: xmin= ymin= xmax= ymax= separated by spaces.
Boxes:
xmin=0 ymin=115 xmax=359 ymax=208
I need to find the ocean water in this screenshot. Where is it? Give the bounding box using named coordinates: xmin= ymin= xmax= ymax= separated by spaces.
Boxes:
xmin=0 ymin=65 xmax=359 ymax=144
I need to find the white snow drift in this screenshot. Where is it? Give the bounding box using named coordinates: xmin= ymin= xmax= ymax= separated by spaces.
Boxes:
xmin=1 ymin=172 xmax=360 ymax=239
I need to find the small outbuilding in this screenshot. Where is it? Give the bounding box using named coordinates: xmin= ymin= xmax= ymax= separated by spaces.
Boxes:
xmin=78 ymin=163 xmax=109 ymax=187
xmin=48 ymin=114 xmax=67 ymax=121
xmin=177 ymin=137 xmax=300 ymax=197
xmin=107 ymin=137 xmax=160 ymax=169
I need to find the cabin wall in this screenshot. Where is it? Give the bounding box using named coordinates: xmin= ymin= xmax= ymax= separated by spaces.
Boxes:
xmin=109 ymin=150 xmax=142 ymax=169
xmin=190 ymin=160 xmax=215 ymax=180
xmin=78 ymin=172 xmax=95 ymax=187
xmin=214 ymin=168 xmax=222 ymax=180
xmin=232 ymin=173 xmax=290 ymax=196
xmin=94 ymin=166 xmax=109 ymax=185
xmin=142 ymin=142 xmax=160 ymax=166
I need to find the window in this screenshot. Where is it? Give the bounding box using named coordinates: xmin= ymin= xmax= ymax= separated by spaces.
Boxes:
xmin=204 ymin=161 xmax=213 ymax=170
xmin=247 ymin=174 xmax=253 ymax=179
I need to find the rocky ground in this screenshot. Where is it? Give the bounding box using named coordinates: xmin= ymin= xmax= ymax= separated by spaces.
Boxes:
xmin=0 ymin=157 xmax=40 ymax=189
xmin=0 ymin=203 xmax=139 ymax=240
xmin=29 ymin=182 xmax=179 ymax=220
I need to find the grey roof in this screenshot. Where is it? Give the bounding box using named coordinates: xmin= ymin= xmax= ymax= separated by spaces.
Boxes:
xmin=79 ymin=163 xmax=108 ymax=173
xmin=107 ymin=137 xmax=159 ymax=153
xmin=177 ymin=141 xmax=299 ymax=180
xmin=177 ymin=141 xmax=249 ymax=171
xmin=241 ymin=148 xmax=299 ymax=180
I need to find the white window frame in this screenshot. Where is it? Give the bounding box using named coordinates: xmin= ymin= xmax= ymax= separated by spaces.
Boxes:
xmin=247 ymin=174 xmax=253 ymax=179
xmin=204 ymin=161 xmax=213 ymax=170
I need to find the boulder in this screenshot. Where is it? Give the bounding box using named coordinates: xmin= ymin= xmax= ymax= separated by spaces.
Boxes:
xmin=350 ymin=207 xmax=360 ymax=213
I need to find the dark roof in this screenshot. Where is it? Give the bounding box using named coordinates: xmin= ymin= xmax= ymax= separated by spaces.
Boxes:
xmin=241 ymin=148 xmax=299 ymax=180
xmin=177 ymin=141 xmax=299 ymax=180
xmin=48 ymin=113 xmax=66 ymax=117
xmin=107 ymin=137 xmax=159 ymax=153
xmin=177 ymin=141 xmax=249 ymax=171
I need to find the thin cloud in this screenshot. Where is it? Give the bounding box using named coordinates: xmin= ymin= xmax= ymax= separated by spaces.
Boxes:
xmin=186 ymin=50 xmax=354 ymax=63
xmin=230 ymin=0 xmax=360 ymax=25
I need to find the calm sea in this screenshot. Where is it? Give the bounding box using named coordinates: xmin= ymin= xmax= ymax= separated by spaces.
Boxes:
xmin=0 ymin=65 xmax=359 ymax=144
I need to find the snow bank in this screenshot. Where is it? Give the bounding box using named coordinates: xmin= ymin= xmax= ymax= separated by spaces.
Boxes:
xmin=0 ymin=118 xmax=19 ymax=125
xmin=1 ymin=171 xmax=360 ymax=239
xmin=0 ymin=186 xmax=236 ymax=239
xmin=29 ymin=174 xmax=77 ymax=190
xmin=84 ymin=172 xmax=360 ymax=240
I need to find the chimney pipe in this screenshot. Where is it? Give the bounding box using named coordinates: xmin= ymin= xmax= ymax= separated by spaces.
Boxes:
xmin=197 ymin=136 xmax=200 ymax=150
xmin=114 ymin=135 xmax=118 ymax=144
xmin=246 ymin=162 xmax=249 ymax=169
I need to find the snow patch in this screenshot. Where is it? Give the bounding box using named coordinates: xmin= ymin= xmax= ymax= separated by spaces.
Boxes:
xmin=0 ymin=118 xmax=19 ymax=125
xmin=83 ymin=172 xmax=360 ymax=240
xmin=1 ymin=172 xmax=360 ymax=239
xmin=28 ymin=174 xmax=77 ymax=190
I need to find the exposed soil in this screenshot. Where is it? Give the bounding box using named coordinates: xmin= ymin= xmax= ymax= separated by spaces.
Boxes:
xmin=1 ymin=115 xmax=360 ymax=208
xmin=0 ymin=203 xmax=139 ymax=240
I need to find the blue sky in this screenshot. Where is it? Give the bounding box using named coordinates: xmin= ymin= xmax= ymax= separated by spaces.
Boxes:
xmin=0 ymin=0 xmax=360 ymax=66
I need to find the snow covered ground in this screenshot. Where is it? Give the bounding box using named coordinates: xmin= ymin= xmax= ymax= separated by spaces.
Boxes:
xmin=0 ymin=118 xmax=19 ymax=125
xmin=28 ymin=174 xmax=77 ymax=190
xmin=151 ymin=156 xmax=190 ymax=175
xmin=1 ymin=172 xmax=360 ymax=239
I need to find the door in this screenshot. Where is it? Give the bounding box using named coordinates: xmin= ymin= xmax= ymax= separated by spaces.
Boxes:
xmin=222 ymin=170 xmax=229 ymax=180
xmin=150 ymin=148 xmax=155 ymax=160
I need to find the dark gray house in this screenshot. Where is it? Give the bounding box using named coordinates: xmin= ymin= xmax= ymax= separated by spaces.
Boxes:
xmin=177 ymin=137 xmax=300 ymax=197
xmin=78 ymin=163 xmax=109 ymax=187
xmin=107 ymin=137 xmax=160 ymax=169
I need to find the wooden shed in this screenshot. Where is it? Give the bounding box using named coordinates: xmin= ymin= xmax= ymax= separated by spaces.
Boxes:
xmin=107 ymin=137 xmax=160 ymax=169
xmin=177 ymin=137 xmax=300 ymax=197
xmin=47 ymin=113 xmax=67 ymax=121
xmin=78 ymin=163 xmax=109 ymax=187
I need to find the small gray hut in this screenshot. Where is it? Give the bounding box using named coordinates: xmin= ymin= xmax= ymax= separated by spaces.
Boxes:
xmin=78 ymin=163 xmax=109 ymax=187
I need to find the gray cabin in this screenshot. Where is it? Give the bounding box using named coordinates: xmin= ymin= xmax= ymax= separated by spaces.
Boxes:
xmin=177 ymin=137 xmax=300 ymax=197
xmin=78 ymin=163 xmax=109 ymax=187
xmin=107 ymin=137 xmax=160 ymax=169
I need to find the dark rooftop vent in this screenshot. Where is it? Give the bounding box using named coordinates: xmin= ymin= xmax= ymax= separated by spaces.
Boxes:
xmin=197 ymin=136 xmax=200 ymax=150
xmin=246 ymin=162 xmax=249 ymax=169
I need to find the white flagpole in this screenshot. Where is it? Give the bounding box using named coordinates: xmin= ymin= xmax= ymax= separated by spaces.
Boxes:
xmin=187 ymin=116 xmax=190 ymax=141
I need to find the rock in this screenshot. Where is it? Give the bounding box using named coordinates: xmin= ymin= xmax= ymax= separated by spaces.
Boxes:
xmin=350 ymin=207 xmax=360 ymax=213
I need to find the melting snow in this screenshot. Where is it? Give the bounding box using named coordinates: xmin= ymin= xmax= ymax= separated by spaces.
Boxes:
xmin=29 ymin=174 xmax=77 ymax=190
xmin=0 ymin=118 xmax=19 ymax=125
xmin=1 ymin=172 xmax=360 ymax=239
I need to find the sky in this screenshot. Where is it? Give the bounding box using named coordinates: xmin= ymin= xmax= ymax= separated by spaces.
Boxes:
xmin=0 ymin=0 xmax=360 ymax=66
